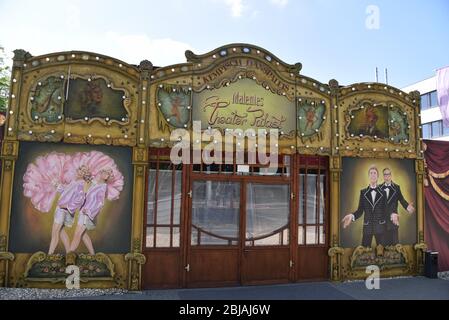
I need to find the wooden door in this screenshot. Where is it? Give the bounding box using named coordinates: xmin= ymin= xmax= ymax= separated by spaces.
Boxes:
xmin=241 ymin=182 xmax=291 ymax=285
xmin=185 ymin=179 xmax=242 ymax=287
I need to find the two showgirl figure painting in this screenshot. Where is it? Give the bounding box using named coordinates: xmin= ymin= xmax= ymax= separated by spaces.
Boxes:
xmin=22 ymin=151 xmax=124 ymax=255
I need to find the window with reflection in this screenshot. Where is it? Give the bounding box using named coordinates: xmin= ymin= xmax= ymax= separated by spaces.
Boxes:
xmin=246 ymin=183 xmax=290 ymax=246
xmin=431 ymin=120 xmax=442 ymax=138
xmin=429 ymin=91 xmax=438 ymax=107
xmin=422 ymin=123 xmax=431 ymax=139
xmin=146 ymin=151 xmax=182 ymax=248
xmin=297 ymin=156 xmax=327 ymax=246
xmin=191 ymin=181 xmax=240 ymax=246
xmin=421 ymin=93 xmax=430 ymax=110
xmin=443 ymin=122 xmax=449 ymax=136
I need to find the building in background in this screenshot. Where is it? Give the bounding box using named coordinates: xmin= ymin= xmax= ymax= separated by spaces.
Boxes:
xmin=402 ymin=74 xmax=449 ymax=141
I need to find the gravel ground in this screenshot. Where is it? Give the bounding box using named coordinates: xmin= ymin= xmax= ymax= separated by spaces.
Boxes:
xmin=0 ymin=288 xmax=128 ymax=300
xmin=0 ymin=273 xmax=447 ymax=300
xmin=438 ymin=271 xmax=449 ymax=280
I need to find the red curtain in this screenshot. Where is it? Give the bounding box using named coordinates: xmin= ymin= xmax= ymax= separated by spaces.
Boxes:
xmin=424 ymin=139 xmax=449 ymax=271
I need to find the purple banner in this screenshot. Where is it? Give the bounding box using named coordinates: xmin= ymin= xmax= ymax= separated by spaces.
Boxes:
xmin=437 ymin=66 xmax=449 ymax=127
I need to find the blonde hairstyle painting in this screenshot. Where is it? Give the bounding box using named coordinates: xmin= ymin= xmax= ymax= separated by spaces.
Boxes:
xmin=368 ymin=165 xmax=378 ymax=176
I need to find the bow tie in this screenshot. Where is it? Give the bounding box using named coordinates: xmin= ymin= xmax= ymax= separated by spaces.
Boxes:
xmin=370 ymin=187 xmax=377 ymax=191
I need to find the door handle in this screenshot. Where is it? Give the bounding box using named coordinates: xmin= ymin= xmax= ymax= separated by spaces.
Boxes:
xmin=185 ymin=264 xmax=190 ymax=272
xmin=187 ymin=190 xmax=192 ymax=198
xmin=290 ymin=260 xmax=294 ymax=268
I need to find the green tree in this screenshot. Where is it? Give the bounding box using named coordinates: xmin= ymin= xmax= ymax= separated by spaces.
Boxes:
xmin=0 ymin=46 xmax=11 ymax=113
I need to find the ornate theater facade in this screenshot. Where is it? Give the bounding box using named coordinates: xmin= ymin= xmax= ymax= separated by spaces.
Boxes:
xmin=0 ymin=44 xmax=426 ymax=289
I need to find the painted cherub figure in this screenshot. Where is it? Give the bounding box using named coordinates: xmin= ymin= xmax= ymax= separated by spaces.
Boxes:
xmin=170 ymin=95 xmax=183 ymax=123
xmin=305 ymin=106 xmax=318 ymax=132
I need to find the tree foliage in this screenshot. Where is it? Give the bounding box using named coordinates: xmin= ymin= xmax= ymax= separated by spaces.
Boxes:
xmin=0 ymin=46 xmax=11 ymax=113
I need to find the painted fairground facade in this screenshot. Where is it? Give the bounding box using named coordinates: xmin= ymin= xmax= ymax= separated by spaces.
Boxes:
xmin=0 ymin=44 xmax=426 ymax=290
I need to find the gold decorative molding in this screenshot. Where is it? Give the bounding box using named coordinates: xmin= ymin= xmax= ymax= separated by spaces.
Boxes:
xmin=125 ymin=239 xmax=146 ymax=291
xmin=23 ymin=251 xmax=116 ymax=283
xmin=328 ymin=246 xmax=344 ymax=281
xmin=414 ymin=242 xmax=427 ymax=274
xmin=125 ymin=253 xmax=146 ymax=290
xmin=0 ymin=234 xmax=15 ymax=287
xmin=349 ymin=244 xmax=411 ymax=272
xmin=23 ymin=251 xmax=47 ymax=278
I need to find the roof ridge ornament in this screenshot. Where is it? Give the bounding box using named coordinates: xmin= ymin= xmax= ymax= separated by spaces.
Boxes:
xmin=13 ymin=49 xmax=32 ymax=66
xmin=185 ymin=43 xmax=302 ymax=74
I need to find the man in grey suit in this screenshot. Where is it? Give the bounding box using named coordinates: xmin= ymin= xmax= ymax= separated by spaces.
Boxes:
xmin=379 ymin=167 xmax=415 ymax=245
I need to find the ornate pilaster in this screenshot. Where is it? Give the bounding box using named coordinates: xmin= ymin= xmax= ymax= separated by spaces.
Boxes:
xmin=128 ymin=147 xmax=148 ymax=290
xmin=0 ymin=140 xmax=19 ymax=255
xmin=414 ymin=158 xmax=426 ymax=275
xmin=409 ymin=90 xmax=423 ymax=159
xmin=329 ymin=155 xmax=342 ymax=281
xmin=6 ymin=50 xmax=30 ymax=141
xmin=137 ymin=60 xmax=153 ymax=148
xmin=0 ymin=235 xmax=14 ymax=287
xmin=125 ymin=239 xmax=146 ymax=290
xmin=328 ymin=79 xmax=340 ymax=156
xmin=328 ymin=235 xmax=344 ymax=281
xmin=414 ymin=235 xmax=427 ymax=275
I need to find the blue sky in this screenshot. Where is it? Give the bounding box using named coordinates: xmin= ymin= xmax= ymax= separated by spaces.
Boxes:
xmin=0 ymin=0 xmax=448 ymax=88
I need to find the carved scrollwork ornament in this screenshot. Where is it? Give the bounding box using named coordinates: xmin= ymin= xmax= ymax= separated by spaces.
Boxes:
xmin=139 ymin=60 xmax=153 ymax=80
xmin=125 ymin=252 xmax=146 ymax=291
xmin=136 ymin=166 xmax=144 ymax=177
xmin=328 ymin=79 xmax=339 ymax=96
xmin=0 ymin=235 xmax=6 ymax=252
xmin=13 ymin=49 xmax=32 ymax=66
xmin=4 ymin=160 xmax=12 ymax=171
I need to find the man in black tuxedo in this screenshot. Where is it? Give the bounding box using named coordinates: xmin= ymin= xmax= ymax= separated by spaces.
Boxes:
xmin=342 ymin=165 xmax=388 ymax=247
xmin=380 ymin=168 xmax=415 ymax=245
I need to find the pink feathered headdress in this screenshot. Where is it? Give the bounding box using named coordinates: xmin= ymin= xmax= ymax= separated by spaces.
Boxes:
xmin=82 ymin=151 xmax=124 ymax=201
xmin=23 ymin=152 xmax=75 ymax=213
xmin=23 ymin=150 xmax=125 ymax=213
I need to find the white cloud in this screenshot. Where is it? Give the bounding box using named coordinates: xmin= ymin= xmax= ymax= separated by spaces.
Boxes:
xmin=270 ymin=0 xmax=288 ymax=8
xmin=65 ymin=4 xmax=81 ymax=30
xmin=223 ymin=0 xmax=247 ymax=17
xmin=105 ymin=32 xmax=196 ymax=66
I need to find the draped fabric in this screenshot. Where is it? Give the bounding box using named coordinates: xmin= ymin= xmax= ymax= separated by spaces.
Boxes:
xmin=424 ymin=139 xmax=449 ymax=271
xmin=437 ymin=66 xmax=449 ymax=127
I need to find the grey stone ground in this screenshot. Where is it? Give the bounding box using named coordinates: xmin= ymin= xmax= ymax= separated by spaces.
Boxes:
xmin=1 ymin=274 xmax=449 ymax=300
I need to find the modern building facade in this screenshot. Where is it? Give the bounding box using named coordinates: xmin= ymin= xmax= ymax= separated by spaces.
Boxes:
xmin=402 ymin=75 xmax=449 ymax=141
xmin=0 ymin=44 xmax=426 ymax=290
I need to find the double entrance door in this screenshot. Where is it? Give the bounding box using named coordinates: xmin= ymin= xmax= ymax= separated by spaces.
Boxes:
xmin=186 ymin=178 xmax=291 ymax=287
xmin=141 ymin=155 xmax=329 ymax=289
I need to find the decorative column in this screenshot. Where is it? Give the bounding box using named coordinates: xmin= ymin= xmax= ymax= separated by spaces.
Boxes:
xmin=328 ymin=156 xmax=343 ymax=281
xmin=327 ymin=79 xmax=344 ymax=281
xmin=414 ymin=158 xmax=427 ymax=274
xmin=127 ymin=146 xmax=148 ymax=290
xmin=411 ymin=90 xmax=426 ymax=275
xmin=125 ymin=60 xmax=152 ymax=290
xmin=0 ymin=50 xmax=27 ymax=287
